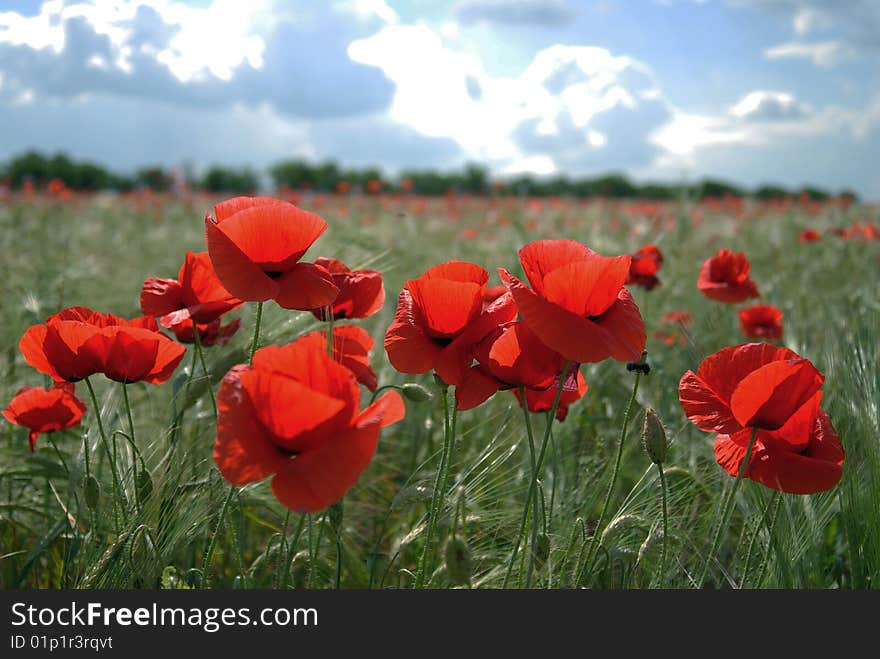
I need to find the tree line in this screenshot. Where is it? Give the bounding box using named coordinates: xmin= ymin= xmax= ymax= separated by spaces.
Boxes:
xmin=1 ymin=150 xmax=856 ymax=201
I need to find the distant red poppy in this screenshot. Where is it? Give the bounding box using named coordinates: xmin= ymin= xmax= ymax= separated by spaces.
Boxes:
xmin=20 ymin=306 xmax=185 ymax=384
xmin=3 ymin=385 xmax=86 ymax=451
xmin=697 ymin=249 xmax=759 ymax=303
xmin=205 ymin=196 xmax=338 ymax=310
xmin=799 ymin=228 xmax=821 ymax=243
xmin=213 ymin=338 xmax=404 ymax=512
xmin=299 ymin=325 xmax=378 ymax=392
xmin=384 ymin=261 xmax=517 ymax=389
xmin=626 ymin=244 xmax=663 ymax=290
xmin=500 ymin=240 xmax=646 ymax=364
xmin=662 ymin=310 xmax=692 ymax=327
xmin=309 ymin=257 xmax=385 ymax=321
xmin=679 ymin=343 xmax=841 ymax=494
xmin=738 ymin=304 xmax=784 ymax=341
xmin=141 ymin=251 xmax=243 ymax=332
xmin=513 ymin=367 xmax=588 ymax=421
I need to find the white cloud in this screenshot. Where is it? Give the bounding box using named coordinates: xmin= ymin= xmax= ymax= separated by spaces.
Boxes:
xmin=730 ymin=90 xmax=812 ymax=121
xmin=763 ymin=40 xmax=855 ymax=68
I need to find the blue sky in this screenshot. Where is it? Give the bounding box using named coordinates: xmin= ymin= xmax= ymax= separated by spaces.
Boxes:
xmin=1 ymin=0 xmax=878 ymax=197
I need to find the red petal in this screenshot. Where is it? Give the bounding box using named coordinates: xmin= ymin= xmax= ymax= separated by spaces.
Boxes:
xmin=270 ymin=420 xmax=384 ymax=513
xmin=518 ymin=239 xmax=596 ymax=294
xmin=19 ymin=325 xmax=59 ymax=380
xmin=355 ymin=389 xmax=405 ymax=429
xmin=239 ymin=368 xmax=347 ymax=453
xmin=384 ymin=290 xmax=442 ymax=374
xmin=541 ymin=254 xmax=631 ymax=317
xmin=729 ymin=359 xmax=824 ymax=429
xmin=678 ymin=370 xmax=741 ymax=434
xmin=407 ymin=278 xmax=483 ymax=337
xmin=213 ymin=196 xmax=290 ymax=221
xmin=592 ymin=289 xmax=646 ymax=362
xmin=211 ymin=203 xmax=327 ymax=270
xmin=206 ymin=217 xmax=279 ymax=302
xmin=696 ymin=343 xmax=800 ymax=406
xmin=274 ymin=262 xmax=339 ymax=310
xmin=213 ymin=366 xmax=288 ymax=486
xmin=502 ymin=270 xmax=616 ymax=363
xmin=140 ymin=277 xmax=184 ymax=318
xmin=454 ymin=367 xmax=501 ymax=410
xmin=486 ymin=322 xmax=562 ymax=389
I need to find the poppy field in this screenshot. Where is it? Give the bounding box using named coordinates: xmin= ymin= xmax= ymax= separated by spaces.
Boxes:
xmin=1 ymin=188 xmax=878 ymax=589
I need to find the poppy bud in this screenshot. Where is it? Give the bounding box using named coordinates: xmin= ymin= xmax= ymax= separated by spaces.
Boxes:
xmin=401 ymin=383 xmax=432 ymax=402
xmin=84 ymin=475 xmax=100 ymax=511
xmin=642 ymin=408 xmax=667 ymax=464
xmin=291 ymin=550 xmax=310 ymax=589
xmin=444 ymin=536 xmax=472 ymax=586
xmin=533 ymin=533 xmax=551 ymax=572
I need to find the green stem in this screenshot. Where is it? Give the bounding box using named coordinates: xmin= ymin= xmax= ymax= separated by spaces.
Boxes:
xmin=85 ymin=377 xmax=123 ymax=533
xmin=192 ymin=327 xmax=217 ymax=418
xmin=413 ymin=385 xmax=457 ymax=588
xmin=334 ymin=499 xmax=344 ymax=590
xmin=657 ymin=462 xmax=669 ymax=588
xmin=739 ymin=488 xmax=777 ymax=588
xmin=753 ymin=490 xmax=782 ymax=588
xmin=274 ymin=509 xmax=292 ymax=589
xmin=121 ymin=383 xmax=140 ymax=513
xmin=249 ymin=302 xmax=263 ymax=367
xmin=578 ymin=368 xmax=642 ymax=586
xmin=697 ymin=426 xmax=759 ymax=588
xmin=519 ymin=389 xmax=540 ymax=588
xmin=171 ymin=345 xmax=198 ymax=444
xmin=503 ymin=362 xmax=569 ymax=588
xmin=47 ymin=435 xmax=69 ymax=475
xmin=203 ymin=485 xmax=235 ymax=588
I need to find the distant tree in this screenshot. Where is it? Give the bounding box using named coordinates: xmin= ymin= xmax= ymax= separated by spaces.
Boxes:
xmin=135 ymin=166 xmax=173 ymax=191
xmin=799 ymin=186 xmax=830 ymax=201
xmin=754 ymin=184 xmax=790 ymax=200
xmin=201 ymin=166 xmax=259 ymax=193
xmin=696 ymin=178 xmax=743 ymax=199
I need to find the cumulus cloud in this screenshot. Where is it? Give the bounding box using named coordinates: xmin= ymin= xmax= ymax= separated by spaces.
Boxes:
xmin=0 ymin=0 xmax=394 ymax=117
xmin=453 ymin=0 xmax=576 ymax=26
xmin=763 ymin=40 xmax=855 ymax=68
xmin=730 ymin=90 xmax=812 ymax=122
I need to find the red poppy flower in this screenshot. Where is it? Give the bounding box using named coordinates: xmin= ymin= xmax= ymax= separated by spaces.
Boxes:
xmin=513 ymin=368 xmax=588 ymax=421
xmin=298 ymin=325 xmax=378 ymax=392
xmin=384 ymin=261 xmax=518 ymax=389
xmin=141 ymin=251 xmax=243 ymax=329
xmin=714 ymin=410 xmax=843 ymax=494
xmin=20 ymin=306 xmax=185 ymax=384
xmin=799 ymin=229 xmax=821 ymax=243
xmin=697 ymin=249 xmax=759 ymax=303
xmin=168 ymin=318 xmax=242 ymax=346
xmin=662 ymin=310 xmax=692 ymax=327
xmin=679 ymin=343 xmax=842 ymax=493
xmin=204 ymin=196 xmax=338 ymax=310
xmin=213 ymin=338 xmax=404 ymax=512
xmin=309 ymin=257 xmax=385 ymax=321
xmin=499 ymin=240 xmax=646 ymax=364
xmin=453 ymin=321 xmax=572 ymax=410
xmin=3 ymin=385 xmax=86 ymax=451
xmin=626 ymin=244 xmax=663 ymax=290
xmin=738 ymin=304 xmax=784 ymax=341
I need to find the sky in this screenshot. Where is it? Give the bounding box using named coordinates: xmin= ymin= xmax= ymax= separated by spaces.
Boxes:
xmin=0 ymin=0 xmax=878 ymax=197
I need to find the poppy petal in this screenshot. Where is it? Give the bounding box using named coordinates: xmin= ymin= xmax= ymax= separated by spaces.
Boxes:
xmin=454 ymin=367 xmax=501 ymax=410
xmin=541 ymin=254 xmax=631 ymax=317
xmin=213 ymin=366 xmax=289 ymax=486
xmin=518 ymin=239 xmax=596 ymax=294
xmin=212 ymin=204 xmax=327 ymax=270
xmin=384 ymin=290 xmax=442 ymax=374
xmin=407 ymin=278 xmax=483 ymax=337
xmin=213 ymin=196 xmax=290 ymax=221
xmin=140 ymin=277 xmax=184 ymax=318
xmin=593 ymin=289 xmax=646 ymax=362
xmin=729 ymin=359 xmax=824 ymax=429
xmin=678 ymin=370 xmax=742 ymax=434
xmin=206 ymin=218 xmax=280 ymax=302
xmin=273 ymin=262 xmax=339 ymax=310
xmin=19 ymin=325 xmax=59 ymax=380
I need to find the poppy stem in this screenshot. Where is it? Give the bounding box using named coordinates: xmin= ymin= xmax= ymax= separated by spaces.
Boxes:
xmin=192 ymin=328 xmax=217 ymax=418
xmin=698 ymin=426 xmax=759 ymax=588
xmin=413 ymin=383 xmax=457 ymax=588
xmin=753 ymin=490 xmax=782 ymax=588
xmin=120 ymin=383 xmax=141 ymax=513
xmin=577 ymin=366 xmax=643 ymax=586
xmin=249 ymin=302 xmax=263 ymax=367
xmin=503 ymin=363 xmax=569 ymax=588
xmin=657 ymin=462 xmax=669 ymax=587
xmin=739 ymin=488 xmax=777 ymax=588
xmin=203 ymin=484 xmax=235 ymax=588
xmin=325 ymin=307 xmax=335 ymax=357
xmin=84 ymin=377 xmax=123 ymax=534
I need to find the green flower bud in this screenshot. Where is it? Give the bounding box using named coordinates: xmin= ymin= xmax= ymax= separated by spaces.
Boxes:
xmin=533 ymin=533 xmax=551 ymax=572
xmin=84 ymin=475 xmax=100 ymax=511
xmin=444 ymin=537 xmax=472 ymax=586
xmin=401 ymin=383 xmax=432 ymax=402
xmin=642 ymin=408 xmax=668 ymax=465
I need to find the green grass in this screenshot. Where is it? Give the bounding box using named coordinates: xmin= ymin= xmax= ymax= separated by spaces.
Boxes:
xmin=1 ymin=192 xmax=877 ymax=589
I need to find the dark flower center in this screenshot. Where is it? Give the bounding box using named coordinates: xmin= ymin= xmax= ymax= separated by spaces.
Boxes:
xmin=265 ymin=271 xmax=284 ymax=280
